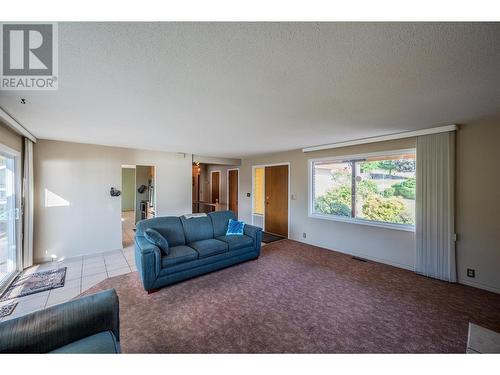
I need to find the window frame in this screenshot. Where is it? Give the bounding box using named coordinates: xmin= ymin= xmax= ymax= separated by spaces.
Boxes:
xmin=0 ymin=143 xmax=22 ymax=294
xmin=308 ymin=148 xmax=416 ymax=232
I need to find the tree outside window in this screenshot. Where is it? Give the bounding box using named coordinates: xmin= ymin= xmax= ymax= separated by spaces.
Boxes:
xmin=312 ymin=151 xmax=416 ymax=226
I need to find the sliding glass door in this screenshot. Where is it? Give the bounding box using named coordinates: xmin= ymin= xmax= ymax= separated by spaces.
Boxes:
xmin=0 ymin=146 xmax=21 ymax=290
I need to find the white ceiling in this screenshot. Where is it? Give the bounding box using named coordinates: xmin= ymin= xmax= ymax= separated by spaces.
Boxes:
xmin=1 ymin=22 xmax=499 ymax=158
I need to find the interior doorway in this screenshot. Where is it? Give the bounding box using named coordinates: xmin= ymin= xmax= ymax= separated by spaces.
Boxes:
xmin=121 ymin=164 xmax=156 ymax=248
xmin=265 ymin=165 xmax=289 ymax=237
xmin=211 ymin=170 xmax=221 ymax=204
xmin=227 ymin=168 xmax=239 ymax=218
xmin=252 ymin=163 xmax=289 ymax=240
xmin=121 ymin=165 xmax=136 ymax=248
xmin=192 ymin=162 xmax=240 ymax=214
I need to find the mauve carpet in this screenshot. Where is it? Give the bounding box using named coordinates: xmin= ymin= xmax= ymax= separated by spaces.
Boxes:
xmin=80 ymin=240 xmax=500 ymax=353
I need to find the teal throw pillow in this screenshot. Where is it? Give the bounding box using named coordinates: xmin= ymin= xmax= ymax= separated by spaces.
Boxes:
xmin=226 ymin=219 xmax=245 ymax=236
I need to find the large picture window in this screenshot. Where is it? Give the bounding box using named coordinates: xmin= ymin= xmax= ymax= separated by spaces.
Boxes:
xmin=310 ymin=150 xmax=416 ymax=230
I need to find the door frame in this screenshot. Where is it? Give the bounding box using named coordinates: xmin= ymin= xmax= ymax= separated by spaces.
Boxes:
xmin=120 ymin=165 xmax=137 ymax=220
xmin=210 ymin=170 xmax=222 ymax=204
xmin=251 ymin=162 xmax=290 ymax=238
xmin=119 ymin=164 xmax=157 ymax=244
xmin=0 ymin=143 xmax=22 ymax=293
xmin=226 ymin=168 xmax=239 ymax=213
xmin=134 ymin=164 xmax=157 ymax=222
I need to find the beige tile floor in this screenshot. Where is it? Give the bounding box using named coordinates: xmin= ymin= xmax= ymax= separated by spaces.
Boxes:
xmin=0 ymin=245 xmax=136 ymax=323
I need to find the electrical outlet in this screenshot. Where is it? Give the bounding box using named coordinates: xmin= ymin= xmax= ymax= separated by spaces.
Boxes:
xmin=302 ymin=232 xmax=307 ymax=238
xmin=467 ymin=268 xmax=475 ymax=278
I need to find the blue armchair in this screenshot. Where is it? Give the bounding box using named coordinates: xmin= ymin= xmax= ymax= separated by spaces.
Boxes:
xmin=0 ymin=289 xmax=120 ymax=353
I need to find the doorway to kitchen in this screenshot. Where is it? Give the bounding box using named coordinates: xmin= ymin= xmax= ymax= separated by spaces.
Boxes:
xmin=121 ymin=165 xmax=156 ymax=248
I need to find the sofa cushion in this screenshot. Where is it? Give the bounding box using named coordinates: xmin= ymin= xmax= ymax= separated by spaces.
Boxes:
xmin=144 ymin=228 xmax=169 ymax=255
xmin=50 ymin=331 xmax=120 ymax=354
xmin=208 ymin=211 xmax=236 ymax=237
xmin=161 ymin=245 xmax=199 ymax=268
xmin=180 ymin=215 xmax=214 ymax=243
xmin=159 ymin=247 xmax=258 ymax=277
xmin=216 ymin=235 xmax=254 ymax=251
xmin=188 ymin=239 xmax=228 ymax=258
xmin=136 ymin=217 xmax=186 ymax=247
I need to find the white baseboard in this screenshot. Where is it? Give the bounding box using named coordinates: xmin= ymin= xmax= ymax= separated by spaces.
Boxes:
xmin=33 ymin=247 xmax=125 ymax=265
xmin=458 ymin=278 xmax=500 ymax=295
xmin=290 ymin=237 xmax=415 ymax=271
xmin=290 ymin=237 xmax=499 ymax=295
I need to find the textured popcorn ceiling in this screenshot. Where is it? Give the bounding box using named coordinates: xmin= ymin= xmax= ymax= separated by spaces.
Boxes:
xmin=1 ymin=22 xmax=499 ymax=157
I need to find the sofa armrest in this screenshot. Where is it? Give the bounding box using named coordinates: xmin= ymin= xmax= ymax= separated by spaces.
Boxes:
xmin=135 ymin=236 xmax=162 ymax=290
xmin=244 ymin=224 xmax=263 ymax=254
xmin=0 ymin=289 xmax=119 ymax=353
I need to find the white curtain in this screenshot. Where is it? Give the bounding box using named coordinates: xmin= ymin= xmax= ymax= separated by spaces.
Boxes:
xmin=22 ymin=138 xmax=34 ymax=268
xmin=416 ymin=131 xmax=456 ymax=282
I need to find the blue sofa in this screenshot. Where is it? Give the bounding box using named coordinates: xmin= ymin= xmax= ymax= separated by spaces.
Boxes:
xmin=0 ymin=289 xmax=120 ymax=353
xmin=135 ymin=211 xmax=262 ymax=292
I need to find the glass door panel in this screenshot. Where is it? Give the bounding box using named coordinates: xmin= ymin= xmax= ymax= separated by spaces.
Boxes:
xmin=0 ymin=152 xmax=18 ymax=289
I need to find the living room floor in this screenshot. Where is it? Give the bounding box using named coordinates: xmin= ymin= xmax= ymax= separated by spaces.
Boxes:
xmin=80 ymin=240 xmax=500 ymax=353
xmin=0 ymin=246 xmax=136 ymax=322
xmin=3 ymin=240 xmax=499 ymax=353
xmin=0 ymin=242 xmax=269 ymax=323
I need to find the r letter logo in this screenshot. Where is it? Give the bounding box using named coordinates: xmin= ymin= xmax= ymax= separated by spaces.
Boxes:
xmin=1 ymin=23 xmax=58 ymax=90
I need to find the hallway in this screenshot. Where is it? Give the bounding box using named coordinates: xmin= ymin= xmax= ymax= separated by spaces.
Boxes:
xmin=122 ymin=210 xmax=135 ymax=248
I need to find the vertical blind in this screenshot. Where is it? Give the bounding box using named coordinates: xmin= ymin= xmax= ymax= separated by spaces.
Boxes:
xmin=415 ymin=131 xmax=456 ymax=282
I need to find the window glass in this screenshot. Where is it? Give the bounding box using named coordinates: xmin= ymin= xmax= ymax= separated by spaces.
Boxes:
xmin=311 ymin=151 xmax=416 ymax=226
xmin=313 ymin=161 xmax=352 ymax=217
xmin=355 ymin=153 xmax=416 ymax=225
xmin=0 ymin=152 xmax=18 ymax=288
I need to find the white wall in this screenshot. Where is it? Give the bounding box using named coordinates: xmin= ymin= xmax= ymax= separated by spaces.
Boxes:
xmin=34 ymin=140 xmax=192 ymax=262
xmin=238 ymin=138 xmax=417 ymax=270
xmin=455 ymin=120 xmax=500 ymax=293
xmin=0 ymin=120 xmax=23 ymax=152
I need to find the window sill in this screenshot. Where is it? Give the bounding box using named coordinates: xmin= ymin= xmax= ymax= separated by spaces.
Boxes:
xmin=308 ymin=212 xmax=415 ymax=232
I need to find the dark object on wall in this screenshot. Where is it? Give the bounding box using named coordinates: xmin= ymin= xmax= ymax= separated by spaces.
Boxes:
xmin=140 ymin=200 xmax=148 ymax=220
xmin=137 ymin=185 xmax=147 ymax=194
xmin=110 ymin=187 xmax=121 ymax=197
